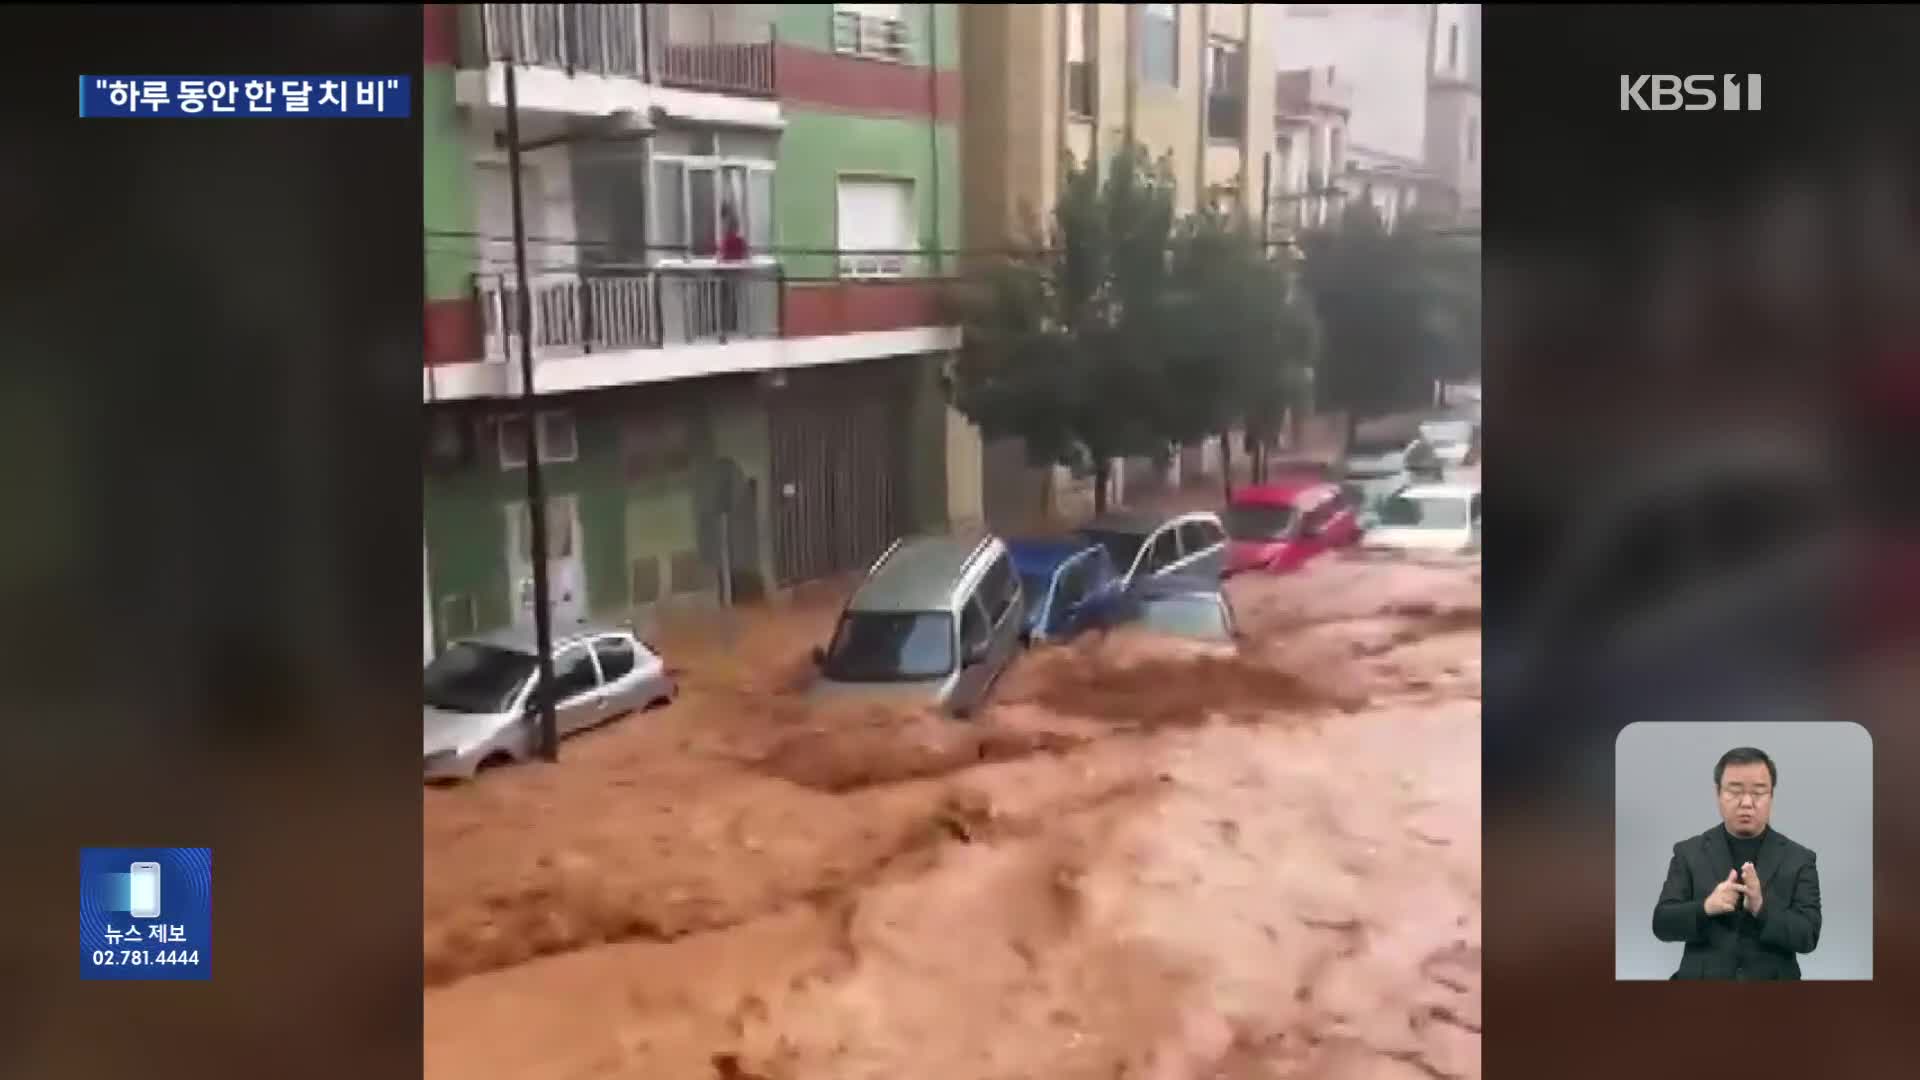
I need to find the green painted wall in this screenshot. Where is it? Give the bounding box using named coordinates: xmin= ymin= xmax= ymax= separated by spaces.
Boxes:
xmin=427 ymin=387 xmax=776 ymax=644
xmin=423 ymin=67 xmax=475 ymax=302
xmin=776 ymin=111 xmax=961 ymax=279
xmin=425 ymin=407 xmax=628 ymax=643
xmin=777 ymin=3 xmax=959 ymax=69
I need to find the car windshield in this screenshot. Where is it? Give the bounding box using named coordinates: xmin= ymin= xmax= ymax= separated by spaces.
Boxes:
xmin=1137 ymin=596 xmax=1234 ymax=641
xmin=823 ymin=611 xmax=955 ymax=682
xmin=1018 ymin=571 xmax=1053 ymax=606
xmin=1223 ymin=504 xmax=1297 ymax=541
xmin=1421 ymin=421 xmax=1472 ymax=445
xmin=424 ymin=643 xmax=537 ymax=715
xmin=1078 ymin=529 xmax=1146 ymax=575
xmin=1378 ymin=494 xmax=1472 ymax=529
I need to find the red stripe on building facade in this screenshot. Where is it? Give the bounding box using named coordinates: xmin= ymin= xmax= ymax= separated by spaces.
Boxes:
xmin=424 ymin=4 xmax=458 ymax=67
xmin=775 ymin=45 xmax=962 ymax=123
xmin=782 ymin=280 xmax=945 ymax=338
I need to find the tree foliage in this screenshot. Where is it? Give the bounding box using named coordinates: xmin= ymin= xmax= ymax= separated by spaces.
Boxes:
xmin=949 ymin=145 xmax=1178 ymax=511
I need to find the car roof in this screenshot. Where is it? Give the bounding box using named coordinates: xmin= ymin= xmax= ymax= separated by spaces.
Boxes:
xmin=1081 ymin=509 xmax=1218 ymax=535
xmin=458 ymin=621 xmax=637 ymax=655
xmin=1231 ymin=480 xmax=1325 ymax=507
xmin=1394 ymin=482 xmax=1480 ymax=499
xmin=849 ymin=533 xmax=997 ymax=613
xmin=1004 ymin=537 xmax=1098 ymax=576
xmin=1130 ymin=573 xmax=1228 ymax=601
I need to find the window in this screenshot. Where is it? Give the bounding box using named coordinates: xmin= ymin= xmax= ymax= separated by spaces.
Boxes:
xmin=543 ymin=644 xmax=602 ymax=706
xmin=1141 ymin=3 xmax=1178 ymax=87
xmin=1447 ymin=24 xmax=1459 ymax=73
xmin=653 ymin=158 xmax=774 ymax=260
xmin=833 ymin=3 xmax=909 ymax=60
xmin=1054 ymin=558 xmax=1091 ymax=611
xmin=824 ymin=611 xmax=955 ymax=681
xmin=594 ymin=635 xmax=638 ymax=681
xmin=1066 ymin=4 xmax=1094 ymax=116
xmin=499 ymin=410 xmax=579 ymax=468
xmin=1224 ymin=504 xmax=1295 ymax=541
xmin=960 ymin=598 xmax=990 ymax=652
xmin=1179 ymin=520 xmax=1221 ymax=557
xmin=978 ymin=552 xmax=1016 ymax=622
xmin=1144 ymin=528 xmax=1181 ymax=573
xmin=836 ymin=177 xmax=915 ymax=277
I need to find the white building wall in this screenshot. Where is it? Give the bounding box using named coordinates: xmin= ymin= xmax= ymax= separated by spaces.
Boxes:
xmin=1269 ymin=4 xmax=1432 ymax=165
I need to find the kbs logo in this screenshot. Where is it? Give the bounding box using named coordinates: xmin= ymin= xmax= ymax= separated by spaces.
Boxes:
xmin=1619 ymin=74 xmax=1762 ymax=112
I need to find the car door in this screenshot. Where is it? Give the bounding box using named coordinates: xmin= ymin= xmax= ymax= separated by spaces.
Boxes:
xmin=954 ymin=592 xmax=994 ymax=712
xmin=978 ymin=549 xmax=1022 ymax=672
xmin=591 ymin=633 xmax=648 ymax=718
xmin=1048 ymin=551 xmax=1094 ymax=639
xmin=543 ymin=642 xmax=605 ymax=737
xmin=1136 ymin=526 xmax=1182 ymax=584
xmin=1175 ymin=517 xmax=1228 ymax=579
xmin=1324 ymin=485 xmax=1361 ymax=546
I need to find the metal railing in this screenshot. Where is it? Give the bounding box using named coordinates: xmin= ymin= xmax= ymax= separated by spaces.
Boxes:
xmin=476 ymin=266 xmax=780 ymax=360
xmin=659 ymin=266 xmax=780 ymax=344
xmin=659 ymin=39 xmax=776 ymax=96
xmin=831 ymin=10 xmax=910 ymax=61
xmin=475 ymin=4 xmax=645 ymax=77
xmin=477 ymin=272 xmax=658 ymax=361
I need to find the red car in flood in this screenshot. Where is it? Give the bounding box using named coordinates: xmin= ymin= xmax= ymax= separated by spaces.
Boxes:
xmin=1223 ymin=481 xmax=1363 ymax=575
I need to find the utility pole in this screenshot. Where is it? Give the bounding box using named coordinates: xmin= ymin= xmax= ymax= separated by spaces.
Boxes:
xmin=504 ymin=54 xmax=559 ymax=763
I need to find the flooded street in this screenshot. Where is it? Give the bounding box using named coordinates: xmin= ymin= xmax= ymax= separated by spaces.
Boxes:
xmin=423 ymin=555 xmax=1482 ymax=1080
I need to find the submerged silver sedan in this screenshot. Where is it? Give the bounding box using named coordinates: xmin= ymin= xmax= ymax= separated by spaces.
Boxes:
xmin=422 ymin=623 xmax=675 ymax=782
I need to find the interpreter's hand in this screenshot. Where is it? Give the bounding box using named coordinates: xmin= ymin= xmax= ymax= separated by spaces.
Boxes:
xmin=1704 ymin=869 xmax=1748 ymax=916
xmin=1741 ymin=862 xmax=1764 ymax=917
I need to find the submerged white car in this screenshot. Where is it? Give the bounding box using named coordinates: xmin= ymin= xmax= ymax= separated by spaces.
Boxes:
xmin=1418 ymin=419 xmax=1478 ymax=469
xmin=1361 ymin=482 xmax=1483 ymax=555
xmin=423 ymin=624 xmax=675 ymax=782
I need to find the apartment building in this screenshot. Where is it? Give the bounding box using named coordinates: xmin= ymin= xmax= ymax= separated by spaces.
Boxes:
xmin=959 ymin=2 xmax=1274 ymax=524
xmin=422 ymin=3 xmax=965 ymax=652
xmin=1268 ymin=3 xmax=1479 ymax=230
xmin=1268 ymin=64 xmax=1352 ymax=241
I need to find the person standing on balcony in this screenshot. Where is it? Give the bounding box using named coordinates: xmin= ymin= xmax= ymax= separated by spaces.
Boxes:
xmin=719 ymin=201 xmax=748 ymax=335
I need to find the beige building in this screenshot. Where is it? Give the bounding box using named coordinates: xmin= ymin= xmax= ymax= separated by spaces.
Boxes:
xmin=961 ymin=4 xmax=1276 ymax=522
xmin=964 ymin=3 xmax=1276 ymax=244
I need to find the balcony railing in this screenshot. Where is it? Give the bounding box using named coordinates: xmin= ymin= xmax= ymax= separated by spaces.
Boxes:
xmin=831 ymin=10 xmax=910 ymax=61
xmin=659 ymin=40 xmax=776 ymax=96
xmin=475 ymin=266 xmax=779 ymax=362
xmin=474 ymin=4 xmax=645 ymax=78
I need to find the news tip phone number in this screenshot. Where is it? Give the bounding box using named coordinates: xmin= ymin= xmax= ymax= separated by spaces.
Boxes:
xmin=89 ymin=948 xmax=201 ymax=966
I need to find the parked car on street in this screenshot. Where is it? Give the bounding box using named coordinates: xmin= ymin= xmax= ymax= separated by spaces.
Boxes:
xmin=1418 ymin=418 xmax=1479 ymax=468
xmin=1006 ymin=538 xmax=1124 ymax=645
xmin=1346 ymin=434 xmax=1444 ymax=484
xmin=423 ymin=623 xmax=675 ymax=782
xmin=809 ymin=532 xmax=1025 ymax=718
xmin=1223 ymin=481 xmax=1363 ymax=576
xmin=1107 ymin=573 xmax=1242 ymax=653
xmin=1361 ymin=481 xmax=1483 ymax=555
xmin=1076 ymin=509 xmax=1229 ymax=590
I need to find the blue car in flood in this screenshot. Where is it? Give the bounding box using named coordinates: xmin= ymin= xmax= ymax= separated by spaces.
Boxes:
xmin=1005 ymin=538 xmax=1126 ymax=645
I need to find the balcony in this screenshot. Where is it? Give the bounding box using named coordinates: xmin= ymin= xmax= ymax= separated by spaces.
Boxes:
xmin=472 ymin=4 xmax=645 ymax=78
xmin=475 ymin=265 xmax=779 ymax=363
xmin=648 ymin=6 xmax=778 ymax=97
xmin=831 ymin=9 xmax=910 ymax=62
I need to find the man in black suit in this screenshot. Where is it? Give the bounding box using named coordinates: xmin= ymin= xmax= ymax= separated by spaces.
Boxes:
xmin=1651 ymin=746 xmax=1822 ymax=979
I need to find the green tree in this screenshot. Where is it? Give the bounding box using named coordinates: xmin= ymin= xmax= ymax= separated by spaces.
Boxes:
xmin=949 ymin=145 xmax=1179 ymax=514
xmin=1162 ymin=207 xmax=1317 ymax=497
xmin=1298 ymin=203 xmax=1439 ymax=437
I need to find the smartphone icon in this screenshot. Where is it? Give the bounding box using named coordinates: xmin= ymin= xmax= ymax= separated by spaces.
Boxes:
xmin=128 ymin=862 xmax=162 ymax=919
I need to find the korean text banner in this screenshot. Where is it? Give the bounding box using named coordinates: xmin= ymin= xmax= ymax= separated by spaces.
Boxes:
xmin=80 ymin=847 xmax=212 ymax=980
xmin=80 ymin=76 xmax=410 ymax=118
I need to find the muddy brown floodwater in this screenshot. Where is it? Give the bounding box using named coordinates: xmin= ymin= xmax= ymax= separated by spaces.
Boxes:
xmin=424 ymin=554 xmax=1483 ymax=1080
